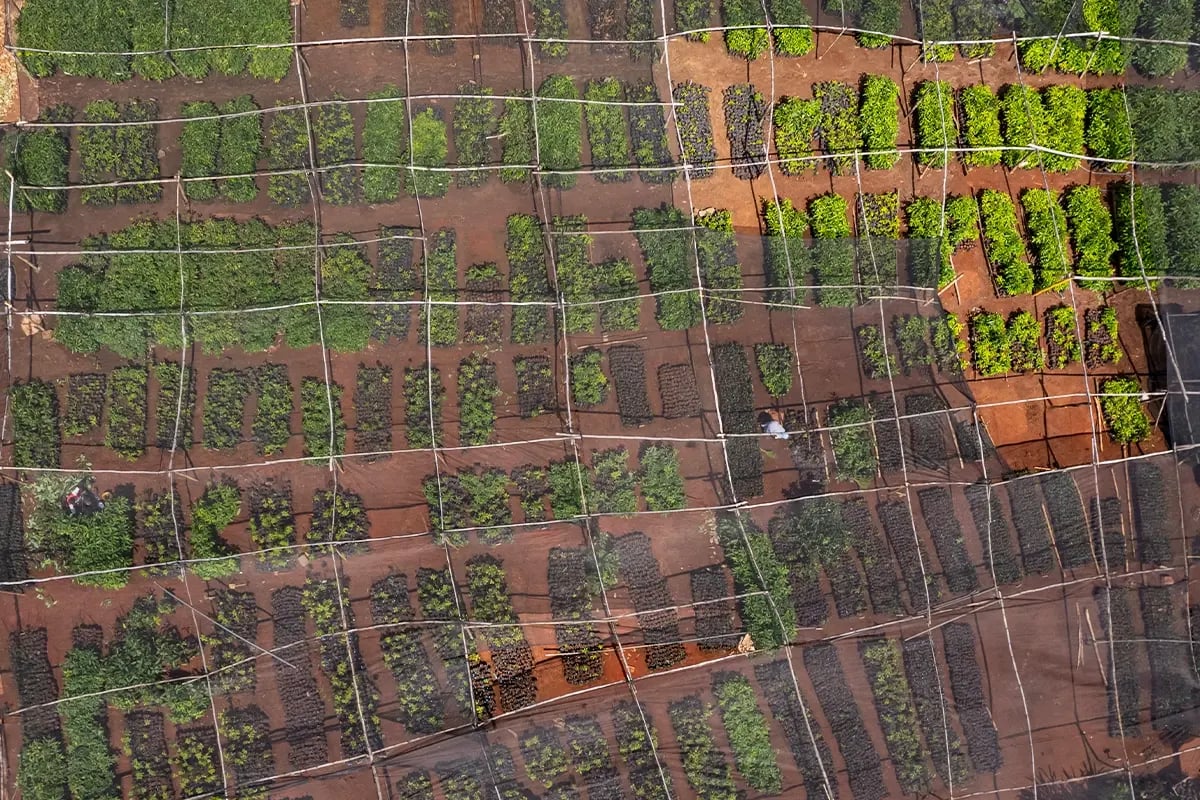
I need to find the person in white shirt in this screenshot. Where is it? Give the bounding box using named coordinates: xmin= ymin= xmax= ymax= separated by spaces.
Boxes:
xmin=760 ymin=409 xmax=789 ymax=440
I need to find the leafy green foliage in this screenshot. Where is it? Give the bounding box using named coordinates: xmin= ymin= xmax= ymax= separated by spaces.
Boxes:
xmin=597 ymin=257 xmax=639 ymax=331
xmin=828 ymin=0 xmax=899 ymax=46
xmin=406 ymin=108 xmax=449 ymax=198
xmin=892 ymin=315 xmax=930 ymax=374
xmin=11 ymin=380 xmax=59 ymax=469
xmin=78 ymin=99 xmax=160 ymax=206
xmin=300 ymin=378 xmax=345 ymax=459
xmin=23 ymin=473 xmax=133 ymax=587
xmin=507 ymin=213 xmax=551 ymax=342
xmin=809 ymin=193 xmax=856 ymax=307
xmin=980 ymin=189 xmax=1034 ymax=296
xmin=1065 ymin=185 xmax=1117 ymax=291
xmin=773 ymin=96 xmax=820 ymax=175
xmin=9 ymin=106 xmax=72 ymax=212
xmin=754 ymin=343 xmax=792 ymax=397
xmin=17 ymin=738 xmax=67 ymax=800
xmin=363 ymin=86 xmax=405 ymax=202
xmin=584 ymin=78 xmax=632 ymax=183
xmin=696 ymin=209 xmax=742 ymax=324
xmin=532 ymin=0 xmax=568 ymax=56
xmin=1021 ymin=188 xmax=1071 ymax=291
xmin=1128 ymin=88 xmax=1200 ymax=164
xmin=1111 ymin=181 xmax=1168 ymax=280
xmin=248 ymin=484 xmax=295 ymax=569
xmin=1087 ymin=306 xmax=1123 ymax=366
xmin=61 ymin=646 xmax=116 ymax=800
xmin=916 ymin=0 xmax=954 ymax=61
xmin=931 ymin=312 xmax=968 ymax=374
xmin=860 ymin=75 xmax=899 ymax=170
xmin=713 ymin=673 xmax=782 ymax=793
xmin=537 ymin=75 xmax=583 ymax=189
xmin=1041 ymin=85 xmax=1086 ymax=173
xmin=958 ymin=84 xmax=1002 ymax=168
xmin=904 ymin=197 xmax=949 ymax=290
xmin=201 ymin=368 xmax=248 ymax=451
xmin=316 ymin=240 xmax=373 ymax=352
xmin=1101 ymin=377 xmax=1150 ymax=444
xmin=1132 ymin=0 xmax=1191 ymax=77
xmin=676 ymin=0 xmax=713 ymax=41
xmin=457 ymin=354 xmax=498 ymax=447
xmin=252 ymin=364 xmax=292 ymax=455
xmin=1018 ymin=0 xmax=1130 ymax=75
xmin=857 ymin=324 xmax=897 ymax=380
xmin=554 ymin=216 xmax=596 ymax=333
xmin=570 ymin=349 xmax=608 ymax=407
xmin=547 ymin=461 xmax=585 ymax=520
xmin=65 ymin=496 xmax=135 ymax=588
xmin=16 ymin=0 xmax=291 ymax=81
xmin=520 ymin=728 xmax=568 ymax=788
xmin=453 ymin=85 xmax=497 ymax=187
xmin=105 ymin=596 xmax=207 ymax=719
xmin=861 ymin=640 xmax=930 ymax=794
xmin=905 ymin=195 xmax=977 ymax=290
xmin=189 ymin=481 xmax=241 ymax=579
xmin=1164 ymin=184 xmax=1200 ymax=279
xmin=1007 ymin=310 xmax=1045 ymax=372
xmin=175 ymin=0 xmax=291 ymax=79
xmin=857 ymin=190 xmax=900 ymax=289
xmin=267 ymin=104 xmax=311 ymax=208
xmin=828 ymin=398 xmax=876 ymax=486
xmin=405 ymin=366 xmax=444 ymax=449
xmin=171 ymin=730 xmax=219 ymax=799
xmin=970 ymin=311 xmax=1010 ymax=376
xmin=106 ymin=366 xmax=147 ymax=460
xmin=314 ymin=99 xmax=357 ymax=205
xmin=633 ymin=204 xmax=700 ymax=329
xmin=216 ymin=95 xmax=261 ymax=202
xmin=1000 ymin=84 xmax=1047 ymax=169
xmin=589 ymin=448 xmax=637 ymax=514
xmin=813 ymin=81 xmax=860 ymax=175
xmin=721 ymin=0 xmax=768 ymax=59
xmin=769 ymin=0 xmax=813 ymax=55
xmin=914 ymin=81 xmax=956 ymax=167
xmin=63 ymin=373 xmax=105 ymax=438
xmin=421 ymin=228 xmax=459 ymax=346
xmin=639 ymin=444 xmax=686 ymax=511
xmin=1085 ymin=89 xmax=1131 ymax=170
xmin=715 ymin=512 xmax=795 ymax=649
xmin=858 ymin=0 xmax=900 ymax=47
xmin=1046 ymin=305 xmax=1081 ymax=369
xmin=761 ymin=198 xmax=810 ymax=304
xmin=499 ymin=95 xmax=533 ymax=183
xmin=180 ymin=102 xmax=220 ymax=201
xmin=628 ymin=80 xmax=677 ymax=183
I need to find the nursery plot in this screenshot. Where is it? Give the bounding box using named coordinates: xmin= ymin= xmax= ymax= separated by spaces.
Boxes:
xmin=1040 ymin=471 xmax=1094 ymax=570
xmin=5 ymin=10 xmax=1200 ymax=800
xmin=877 ymin=500 xmax=941 ymax=615
xmin=1094 ymin=585 xmax=1143 ymax=738
xmin=1127 ymin=458 xmax=1178 ymax=566
xmin=804 ymin=642 xmax=888 ymax=800
xmin=612 ymin=532 xmax=687 ymax=671
xmin=1139 ymin=584 xmax=1200 ymax=738
xmin=963 ymin=483 xmax=1022 ymax=586
xmin=1004 ymin=475 xmax=1056 ymax=575
xmin=903 ymin=393 xmax=952 ymax=475
xmin=940 ymin=623 xmax=1002 ymax=773
xmin=916 ymin=487 xmax=979 ymax=595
